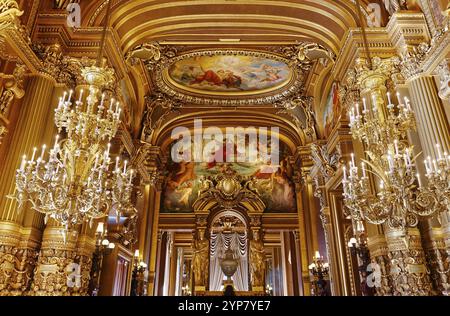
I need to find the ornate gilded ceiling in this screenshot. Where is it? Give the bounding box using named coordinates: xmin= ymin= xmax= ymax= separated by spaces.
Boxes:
xmin=35 ymin=0 xmax=374 ymax=143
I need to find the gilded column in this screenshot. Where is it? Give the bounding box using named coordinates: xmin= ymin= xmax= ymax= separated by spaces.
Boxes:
xmin=406 ymin=74 xmax=450 ymax=157
xmin=355 ymin=56 xmax=435 ymax=295
xmin=385 ymin=228 xmax=434 ymax=295
xmin=0 ymin=72 xmax=55 ymax=296
xmin=402 ymin=46 xmax=450 ymax=295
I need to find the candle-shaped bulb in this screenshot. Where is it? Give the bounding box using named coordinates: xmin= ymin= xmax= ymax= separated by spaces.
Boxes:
xmin=396 ymin=92 xmax=401 ymax=104
xmin=31 ymin=147 xmax=37 ymax=162
xmin=394 ymin=140 xmax=399 ymax=156
xmin=115 ymin=156 xmax=120 ymax=171
xmin=351 ymin=153 xmax=355 ymax=167
xmin=436 ymin=144 xmax=442 ymax=160
xmin=68 ymin=89 xmax=73 ymax=101
xmin=387 ymin=92 xmax=392 ymax=105
xmin=78 ymin=89 xmax=84 ymax=103
xmin=129 ymin=169 xmax=133 ymax=185
xmin=54 ymin=135 xmax=60 ymax=149
xmin=343 ymin=166 xmax=347 ymax=181
xmin=40 ymin=144 xmax=47 ymax=160
xmin=416 ymin=173 xmax=422 ymax=188
xmin=123 ymin=160 xmax=128 ymax=174
xmin=361 ymin=162 xmax=367 ymax=178
xmin=362 ymin=98 xmax=368 ymax=112
xmin=20 ymin=155 xmax=26 ymax=171
xmin=433 ymin=159 xmax=438 ymax=173
xmin=101 ymin=94 xmax=106 ymax=107
xmin=355 ymin=103 xmax=360 ymax=116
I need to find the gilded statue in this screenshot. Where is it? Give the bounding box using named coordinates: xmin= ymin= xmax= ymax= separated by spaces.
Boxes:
xmin=250 ymin=231 xmax=265 ymax=288
xmin=192 ymin=230 xmax=209 ymax=287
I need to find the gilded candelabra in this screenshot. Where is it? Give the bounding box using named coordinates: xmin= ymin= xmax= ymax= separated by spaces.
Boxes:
xmin=89 ymin=222 xmax=115 ymax=296
xmin=423 ymin=145 xmax=450 ymax=213
xmin=8 ymin=65 xmax=135 ymax=234
xmin=343 ymin=94 xmax=445 ymax=230
xmin=308 ymin=251 xmax=330 ymax=296
xmin=130 ymin=250 xmax=148 ymax=296
xmin=348 ymin=236 xmax=375 ymax=296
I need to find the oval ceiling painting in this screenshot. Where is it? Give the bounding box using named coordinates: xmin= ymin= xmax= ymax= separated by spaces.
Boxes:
xmin=167 ymin=53 xmax=292 ymax=96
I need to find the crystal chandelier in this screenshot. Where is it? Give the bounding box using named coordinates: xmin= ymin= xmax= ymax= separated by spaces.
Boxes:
xmin=8 ymin=0 xmax=136 ymax=233
xmin=342 ymin=94 xmax=445 ymax=230
xmin=9 ymin=65 xmax=135 ymax=231
xmin=423 ymin=144 xmax=450 ymax=213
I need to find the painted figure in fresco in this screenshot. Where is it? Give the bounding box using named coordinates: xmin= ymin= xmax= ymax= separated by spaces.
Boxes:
xmin=222 ymin=70 xmax=242 ymax=89
xmin=167 ymin=161 xmax=196 ymax=188
xmin=191 ymin=69 xmax=224 ymax=86
xmin=324 ymin=82 xmax=341 ymax=137
xmin=261 ymin=64 xmax=282 ymax=82
xmin=272 ymin=160 xmax=295 ymax=209
xmin=164 ymin=161 xmax=196 ymax=210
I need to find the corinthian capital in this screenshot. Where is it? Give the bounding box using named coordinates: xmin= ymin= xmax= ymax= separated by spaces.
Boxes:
xmin=354 ymin=56 xmax=402 ymax=92
xmin=31 ymin=43 xmax=97 ymax=88
xmin=400 ymin=42 xmax=431 ymax=80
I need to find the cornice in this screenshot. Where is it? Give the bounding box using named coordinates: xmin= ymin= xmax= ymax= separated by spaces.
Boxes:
xmin=422 ymin=30 xmax=450 ymax=74
xmin=332 ymin=28 xmax=396 ymax=82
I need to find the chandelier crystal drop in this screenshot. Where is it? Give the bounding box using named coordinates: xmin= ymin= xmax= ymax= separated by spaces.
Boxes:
xmin=343 ymin=93 xmax=446 ymax=231
xmin=9 ymin=65 xmax=135 ymax=232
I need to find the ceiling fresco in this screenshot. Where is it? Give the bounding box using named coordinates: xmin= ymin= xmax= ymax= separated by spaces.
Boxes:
xmin=167 ymin=54 xmax=292 ymax=96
